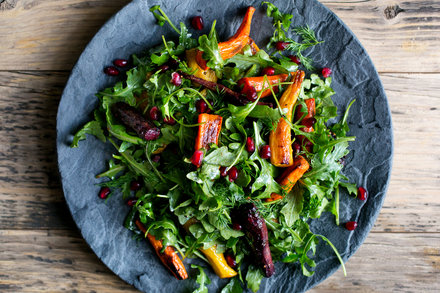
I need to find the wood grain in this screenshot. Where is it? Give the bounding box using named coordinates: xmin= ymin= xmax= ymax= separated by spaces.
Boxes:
xmin=0 ymin=71 xmax=439 ymax=232
xmin=0 ymin=0 xmax=439 ymax=72
xmin=0 ymin=230 xmax=438 ymax=292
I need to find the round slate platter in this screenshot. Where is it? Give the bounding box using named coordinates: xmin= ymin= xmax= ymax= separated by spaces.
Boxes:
xmin=56 ymin=0 xmax=393 ymax=292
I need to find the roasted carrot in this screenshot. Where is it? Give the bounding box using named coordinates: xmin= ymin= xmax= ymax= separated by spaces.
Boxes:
xmin=195 ymin=114 xmax=223 ymax=150
xmin=183 ymin=218 xmax=237 ymax=278
xmin=135 ymin=220 xmax=188 ymax=280
xmin=185 ymin=49 xmax=217 ymax=83
xmin=265 ymin=155 xmax=309 ymax=202
xmin=196 ymin=7 xmax=256 ymax=70
xmin=237 ymin=74 xmax=289 ymax=99
xmin=200 ymin=245 xmax=238 ymax=278
xmin=269 ymin=71 xmax=305 ymax=167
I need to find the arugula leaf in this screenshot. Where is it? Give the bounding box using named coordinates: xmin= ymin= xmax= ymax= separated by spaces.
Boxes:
xmin=248 ymin=105 xmax=282 ymax=130
xmin=96 ymin=159 xmax=126 ymax=180
xmin=221 ymin=277 xmax=243 ymax=293
xmin=245 ymin=265 xmax=264 ymax=293
xmin=281 ymin=185 xmax=304 ymax=227
xmin=198 ymin=21 xmax=224 ymax=71
xmin=191 ymin=265 xmax=211 ymax=293
xmin=226 ymin=50 xmax=293 ymax=74
xmin=71 ymin=120 xmax=106 ymax=147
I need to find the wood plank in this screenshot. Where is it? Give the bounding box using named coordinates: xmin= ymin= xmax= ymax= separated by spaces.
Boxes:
xmin=0 ymin=71 xmax=439 ymax=232
xmin=0 ymin=0 xmax=439 ymax=72
xmin=321 ymin=0 xmax=440 ymax=73
xmin=0 ymin=230 xmax=438 ymax=292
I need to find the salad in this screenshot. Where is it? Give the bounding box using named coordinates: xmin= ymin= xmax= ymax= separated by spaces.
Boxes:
xmin=71 ymin=2 xmax=359 ymax=292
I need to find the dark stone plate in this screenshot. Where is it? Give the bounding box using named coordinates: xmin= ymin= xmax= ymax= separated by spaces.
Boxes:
xmin=56 ymin=0 xmax=393 ymax=292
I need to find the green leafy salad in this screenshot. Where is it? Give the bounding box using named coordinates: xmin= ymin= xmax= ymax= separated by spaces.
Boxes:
xmin=72 ymin=2 xmax=357 ymax=292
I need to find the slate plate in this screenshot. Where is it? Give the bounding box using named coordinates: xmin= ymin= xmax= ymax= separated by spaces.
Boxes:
xmin=56 ymin=0 xmax=393 ymax=292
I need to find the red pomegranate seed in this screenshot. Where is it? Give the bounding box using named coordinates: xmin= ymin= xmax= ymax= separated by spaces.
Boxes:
xmin=99 ymin=187 xmax=110 ymax=199
xmin=163 ymin=116 xmax=176 ymax=125
xmin=345 ymin=221 xmax=358 ymax=231
xmin=275 ymin=41 xmax=289 ymax=51
xmin=242 ymin=83 xmax=257 ymax=101
xmin=259 ymin=145 xmax=271 ymax=159
xmin=149 ymin=106 xmax=160 ymax=121
xmin=196 ymin=99 xmax=209 ymax=113
xmin=220 ymin=166 xmax=228 ymax=177
xmin=246 ymin=137 xmax=255 ymax=153
xmin=261 ymin=67 xmax=275 ymax=76
xmin=144 ymin=128 xmax=161 ymax=140
xmin=130 ymin=181 xmax=141 ymax=191
xmin=127 ymin=198 xmax=138 ymax=206
xmin=158 ymin=64 xmax=170 ymax=72
xmin=152 ymin=155 xmax=161 ymax=163
xmin=104 ymin=66 xmax=119 ymax=76
xmin=228 ymin=166 xmax=239 ymax=182
xmin=322 ymin=67 xmax=332 ymax=78
xmin=225 ymin=254 xmax=237 ymax=269
xmin=170 ymin=72 xmax=182 ymax=86
xmin=232 ymin=223 xmax=242 ymax=231
xmin=358 ymin=186 xmax=368 ymax=201
xmin=302 ymin=118 xmax=316 ymax=128
xmin=293 ymin=142 xmax=301 ymax=154
xmin=289 ymin=55 xmax=301 ymax=65
xmin=191 ymin=16 xmax=204 ymax=30
xmin=191 ymin=150 xmax=204 ymax=168
xmin=113 ymin=59 xmax=128 ymax=67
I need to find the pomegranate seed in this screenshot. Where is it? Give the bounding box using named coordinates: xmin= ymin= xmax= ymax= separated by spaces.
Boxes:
xmin=259 ymin=145 xmax=271 ymax=159
xmin=293 ymin=142 xmax=301 ymax=154
xmin=225 ymin=254 xmax=237 ymax=269
xmin=158 ymin=64 xmax=170 ymax=72
xmin=191 ymin=16 xmax=204 ymax=30
xmin=232 ymin=223 xmax=242 ymax=231
xmin=127 ymin=198 xmax=138 ymax=206
xmin=345 ymin=221 xmax=358 ymax=231
xmin=191 ymin=150 xmax=204 ymax=168
xmin=104 ymin=66 xmax=119 ymax=76
xmin=149 ymin=106 xmax=160 ymax=121
xmin=196 ymin=99 xmax=209 ymax=113
xmin=130 ymin=181 xmax=141 ymax=191
xmin=246 ymin=137 xmax=255 ymax=153
xmin=275 ymin=41 xmax=289 ymax=51
xmin=220 ymin=166 xmax=228 ymax=177
xmin=289 ymin=55 xmax=301 ymax=65
xmin=170 ymin=72 xmax=182 ymax=86
xmin=242 ymin=83 xmax=257 ymax=101
xmin=144 ymin=128 xmax=161 ymax=140
xmin=261 ymin=67 xmax=275 ymax=76
xmin=152 ymin=155 xmax=161 ymax=163
xmin=358 ymin=186 xmax=368 ymax=201
xmin=228 ymin=166 xmax=239 ymax=182
xmin=302 ymin=118 xmax=316 ymax=128
xmin=113 ymin=59 xmax=128 ymax=67
xmin=99 ymin=187 xmax=110 ymax=199
xmin=163 ymin=116 xmax=176 ymax=125
xmin=322 ymin=67 xmax=332 ymax=78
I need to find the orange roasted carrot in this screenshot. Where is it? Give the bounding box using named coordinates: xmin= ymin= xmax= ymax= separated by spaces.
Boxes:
xmin=195 ymin=114 xmax=223 ymax=151
xmin=196 ymin=7 xmax=256 ymax=70
xmin=237 ymin=74 xmax=289 ymax=99
xmin=265 ymin=155 xmax=309 ymax=202
xmin=135 ymin=220 xmax=188 ymax=280
xmin=269 ymin=71 xmax=305 ymax=167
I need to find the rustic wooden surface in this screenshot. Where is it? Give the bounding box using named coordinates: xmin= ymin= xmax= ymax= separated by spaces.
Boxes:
xmin=0 ymin=0 xmax=439 ymax=292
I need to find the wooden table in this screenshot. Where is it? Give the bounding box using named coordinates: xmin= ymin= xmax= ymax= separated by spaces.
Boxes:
xmin=0 ymin=0 xmax=439 ymax=292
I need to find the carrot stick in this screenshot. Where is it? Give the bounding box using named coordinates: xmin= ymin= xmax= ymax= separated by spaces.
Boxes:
xmin=135 ymin=220 xmax=188 ymax=280
xmin=196 ymin=7 xmax=256 ymax=70
xmin=265 ymin=155 xmax=309 ymax=202
xmin=269 ymin=71 xmax=305 ymax=167
xmin=237 ymin=74 xmax=289 ymax=99
xmin=195 ymin=114 xmax=223 ymax=150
